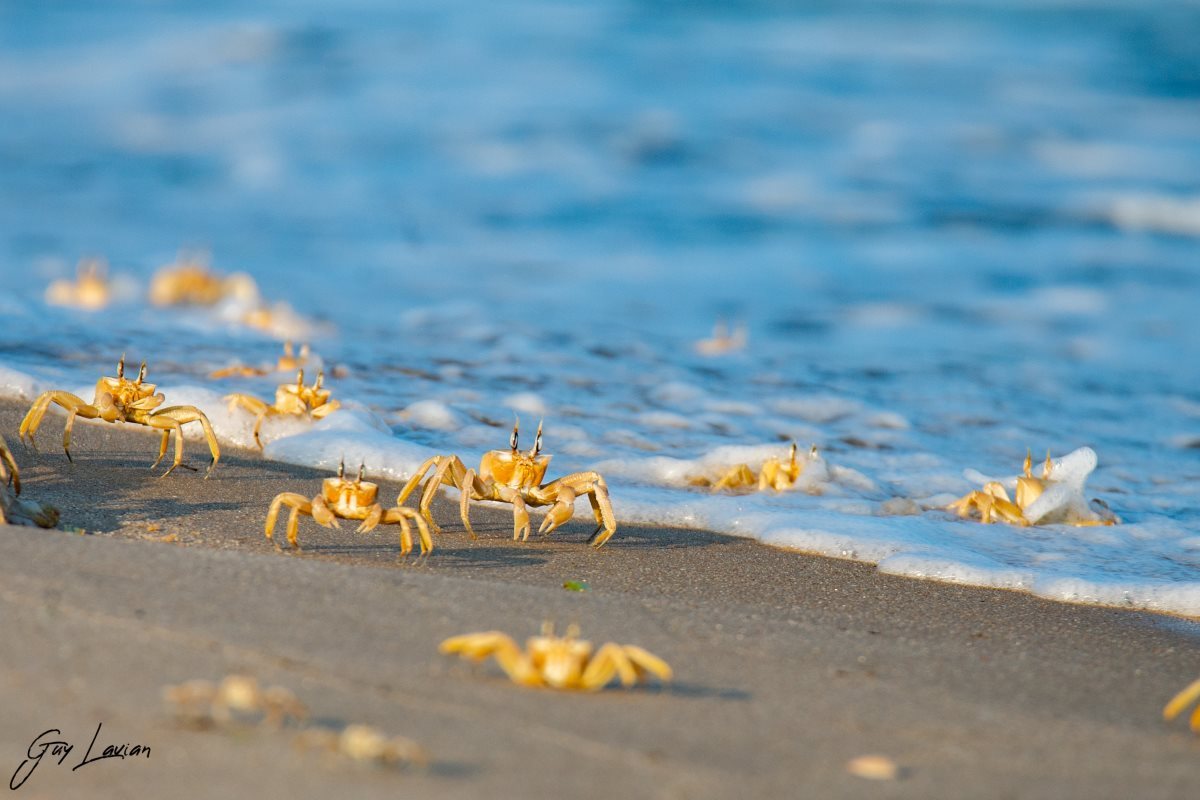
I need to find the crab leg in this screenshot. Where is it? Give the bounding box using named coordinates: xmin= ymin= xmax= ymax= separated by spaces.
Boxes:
xmin=713 ymin=464 xmax=755 ymax=492
xmin=416 ymin=455 xmax=479 ymax=536
xmin=395 ymin=512 xmax=415 ymax=557
xmin=251 ymin=409 xmax=276 ymax=450
xmin=382 ymin=507 xmax=433 ymax=556
xmin=397 ymin=456 xmax=442 ymax=506
xmin=19 ymin=391 xmax=95 ymax=451
xmin=61 ymin=401 xmax=104 ymax=463
xmin=582 ymin=643 xmax=640 ymax=690
xmin=265 ymin=492 xmax=313 ymax=548
xmin=1 ymin=435 xmax=21 ymax=494
xmin=210 ymin=364 xmax=265 ymax=379
xmin=1165 ymin=676 xmax=1200 ymax=732
xmin=622 ymin=645 xmax=674 ymax=682
xmin=154 ymin=430 xmax=172 ymax=469
xmin=418 ymin=456 xmax=458 ymax=534
xmin=440 ymin=633 xmax=541 ymax=686
xmin=555 ymin=472 xmax=617 ymax=548
xmin=459 ymin=468 xmax=493 ymax=539
xmin=145 ymin=406 xmax=221 ymax=477
xmin=310 ymin=400 xmax=340 ymax=419
xmin=949 ymin=486 xmax=1028 ymax=526
xmin=143 ymin=414 xmax=192 ymax=477
xmin=440 ymin=631 xmax=515 ymax=660
xmin=225 ymin=393 xmax=267 ymax=415
xmin=226 ymin=394 xmax=270 ymax=449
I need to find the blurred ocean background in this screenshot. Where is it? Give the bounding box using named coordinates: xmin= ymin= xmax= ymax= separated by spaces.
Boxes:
xmin=1 ymin=1 xmax=1199 ymax=613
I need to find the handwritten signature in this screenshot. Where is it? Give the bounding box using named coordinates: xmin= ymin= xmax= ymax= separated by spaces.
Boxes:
xmin=10 ymin=724 xmax=150 ymax=791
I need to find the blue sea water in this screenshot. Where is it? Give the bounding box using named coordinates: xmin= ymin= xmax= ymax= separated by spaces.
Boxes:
xmin=1 ymin=1 xmax=1199 ymax=613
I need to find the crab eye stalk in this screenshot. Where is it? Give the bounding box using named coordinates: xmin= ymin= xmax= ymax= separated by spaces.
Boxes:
xmin=117 ymin=354 xmax=126 ymax=378
xmin=315 ymin=371 xmax=324 ymax=390
xmin=531 ymin=420 xmax=543 ymax=457
xmin=338 ymin=458 xmax=345 ymax=479
xmin=788 ymin=441 xmax=797 ymax=465
xmin=510 ymin=419 xmax=520 ymax=452
xmin=357 ymin=462 xmax=365 ymax=483
xmin=296 ymin=370 xmax=305 ymax=388
xmin=137 ymin=361 xmax=147 ymax=384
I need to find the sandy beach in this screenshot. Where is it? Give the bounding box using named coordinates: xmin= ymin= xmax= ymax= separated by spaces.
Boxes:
xmin=1 ymin=397 xmax=1199 ymax=799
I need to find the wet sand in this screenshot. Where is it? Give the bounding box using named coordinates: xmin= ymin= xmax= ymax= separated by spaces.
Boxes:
xmin=1 ymin=398 xmax=1199 ymax=799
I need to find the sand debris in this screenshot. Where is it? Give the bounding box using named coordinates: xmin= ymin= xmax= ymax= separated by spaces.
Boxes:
xmin=164 ymin=674 xmax=425 ymax=771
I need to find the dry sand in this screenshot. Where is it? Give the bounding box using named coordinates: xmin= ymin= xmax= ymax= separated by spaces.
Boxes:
xmin=0 ymin=398 xmax=1198 ymax=799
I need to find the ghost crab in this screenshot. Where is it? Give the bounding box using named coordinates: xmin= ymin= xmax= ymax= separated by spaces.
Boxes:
xmin=225 ymin=369 xmax=340 ymax=449
xmin=163 ymin=674 xmax=308 ymax=730
xmin=45 ymin=257 xmax=111 ymax=310
xmin=210 ymin=342 xmax=313 ymax=379
xmin=398 ymin=420 xmax=617 ymax=547
xmin=946 ymin=447 xmax=1119 ymax=527
xmin=265 ymin=460 xmax=432 ymax=557
xmin=440 ymin=622 xmax=672 ymax=691
xmin=149 ymin=255 xmax=258 ymax=307
xmin=0 ymin=434 xmax=59 ymax=528
xmin=18 ymin=357 xmax=220 ymax=477
xmin=295 ymin=725 xmax=427 ymax=769
xmin=689 ymin=441 xmax=824 ymax=493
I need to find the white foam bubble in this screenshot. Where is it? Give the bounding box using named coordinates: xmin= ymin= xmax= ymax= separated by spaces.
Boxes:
xmin=397 ymin=399 xmax=462 ymax=431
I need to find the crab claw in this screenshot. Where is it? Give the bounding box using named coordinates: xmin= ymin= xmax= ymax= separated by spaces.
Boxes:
xmin=356 ymin=504 xmax=383 ymax=534
xmin=538 ymin=486 xmax=576 ymax=535
xmin=538 ymin=503 xmax=574 ymax=535
xmin=513 ymin=504 xmax=531 ymax=542
xmin=311 ymin=495 xmax=340 ymax=529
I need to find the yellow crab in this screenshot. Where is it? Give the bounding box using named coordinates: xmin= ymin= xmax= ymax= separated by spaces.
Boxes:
xmin=295 ymin=725 xmax=427 ymax=768
xmin=18 ymin=357 xmax=220 ymax=477
xmin=148 ymin=255 xmax=258 ymax=307
xmin=265 ymin=460 xmax=432 ymax=556
xmin=693 ymin=318 xmax=747 ymax=356
xmin=947 ymin=448 xmax=1118 ymax=527
xmin=1164 ymin=676 xmax=1200 ymax=733
xmin=689 ymin=442 xmax=821 ymax=493
xmin=441 ymin=623 xmax=672 ymax=691
xmin=0 ymin=434 xmax=59 ymax=528
xmin=209 ymin=342 xmax=313 ymax=379
xmin=238 ymin=301 xmax=313 ymax=338
xmin=398 ymin=420 xmax=617 ymax=547
xmin=45 ymin=258 xmax=111 ymax=310
xmin=225 ymin=369 xmax=340 ymax=450
xmin=163 ymin=674 xmax=308 ymax=729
